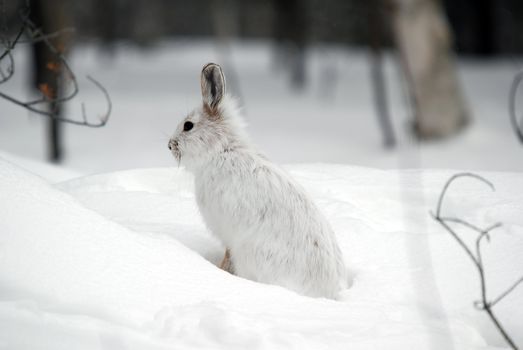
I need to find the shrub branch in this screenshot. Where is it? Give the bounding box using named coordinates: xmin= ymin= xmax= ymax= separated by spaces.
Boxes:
xmin=431 ymin=173 xmax=521 ymax=350
xmin=509 ymin=70 xmax=523 ymax=143
xmin=0 ymin=0 xmax=111 ymax=127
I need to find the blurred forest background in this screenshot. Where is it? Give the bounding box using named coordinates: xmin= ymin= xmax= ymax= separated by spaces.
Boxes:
xmin=1 ymin=0 xmax=523 ymax=170
xmin=17 ymin=0 xmax=523 ymax=53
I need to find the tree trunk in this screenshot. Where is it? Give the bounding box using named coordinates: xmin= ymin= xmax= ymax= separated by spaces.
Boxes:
xmin=368 ymin=0 xmax=396 ymax=148
xmin=30 ymin=0 xmax=71 ymax=163
xmin=273 ymin=0 xmax=308 ymax=89
xmin=390 ymin=0 xmax=469 ymax=139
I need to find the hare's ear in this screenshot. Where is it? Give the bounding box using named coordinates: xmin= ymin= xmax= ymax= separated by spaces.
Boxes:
xmin=201 ymin=63 xmax=226 ymax=110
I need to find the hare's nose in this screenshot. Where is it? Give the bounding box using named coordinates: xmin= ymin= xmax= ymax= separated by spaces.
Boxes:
xmin=168 ymin=139 xmax=178 ymax=150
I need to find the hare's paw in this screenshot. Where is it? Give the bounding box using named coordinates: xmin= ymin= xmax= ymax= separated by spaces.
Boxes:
xmin=219 ymin=248 xmax=235 ymax=274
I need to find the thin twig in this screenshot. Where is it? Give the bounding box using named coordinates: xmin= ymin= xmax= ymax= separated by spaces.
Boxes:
xmin=16 ymin=27 xmax=75 ymax=44
xmin=509 ymin=70 xmax=523 ymax=143
xmin=0 ymin=0 xmax=112 ymax=127
xmin=432 ymin=173 xmax=521 ymax=350
xmin=80 ymin=75 xmax=112 ymax=127
xmin=435 ymin=172 xmax=494 ymax=218
xmin=0 ymin=46 xmax=14 ymax=83
xmin=438 ymin=216 xmax=501 ymax=241
xmin=0 ymin=1 xmax=28 ymax=61
xmin=0 ymin=21 xmax=25 ymax=84
xmin=491 ymin=276 xmax=523 ymax=308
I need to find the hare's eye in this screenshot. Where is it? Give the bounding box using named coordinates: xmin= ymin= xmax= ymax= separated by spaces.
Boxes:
xmin=183 ymin=121 xmax=194 ymax=132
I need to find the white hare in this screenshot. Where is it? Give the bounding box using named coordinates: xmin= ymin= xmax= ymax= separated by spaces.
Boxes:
xmin=168 ymin=63 xmax=348 ymax=299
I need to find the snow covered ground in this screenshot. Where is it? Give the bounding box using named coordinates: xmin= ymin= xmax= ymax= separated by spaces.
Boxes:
xmin=0 ymin=40 xmax=522 ymax=349
xmin=1 ymin=156 xmax=522 ymax=349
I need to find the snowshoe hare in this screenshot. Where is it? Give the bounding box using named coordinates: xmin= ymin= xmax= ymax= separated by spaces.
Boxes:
xmin=168 ymin=63 xmax=348 ymax=299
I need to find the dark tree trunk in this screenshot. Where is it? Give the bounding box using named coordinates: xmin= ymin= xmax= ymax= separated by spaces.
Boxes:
xmin=367 ymin=0 xmax=396 ymax=148
xmin=273 ymin=0 xmax=308 ymax=89
xmin=29 ymin=0 xmax=71 ymax=163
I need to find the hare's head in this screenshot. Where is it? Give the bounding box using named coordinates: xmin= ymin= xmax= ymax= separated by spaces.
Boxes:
xmin=168 ymin=63 xmax=245 ymax=170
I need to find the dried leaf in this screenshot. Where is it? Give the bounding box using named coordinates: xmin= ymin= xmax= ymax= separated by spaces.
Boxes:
xmin=46 ymin=61 xmax=60 ymax=73
xmin=38 ymin=83 xmax=54 ymax=99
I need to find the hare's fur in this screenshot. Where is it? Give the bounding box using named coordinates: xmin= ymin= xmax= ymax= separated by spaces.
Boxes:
xmin=169 ymin=64 xmax=348 ymax=299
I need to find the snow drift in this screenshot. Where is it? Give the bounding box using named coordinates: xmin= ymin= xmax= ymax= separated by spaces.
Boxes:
xmin=0 ymin=156 xmax=522 ymax=349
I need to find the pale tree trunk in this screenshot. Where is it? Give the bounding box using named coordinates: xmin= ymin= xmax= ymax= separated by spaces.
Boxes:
xmin=390 ymin=0 xmax=469 ymax=139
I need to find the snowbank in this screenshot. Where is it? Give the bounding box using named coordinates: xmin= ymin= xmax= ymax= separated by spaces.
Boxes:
xmin=0 ymin=150 xmax=81 ymax=182
xmin=1 ymin=157 xmax=522 ymax=349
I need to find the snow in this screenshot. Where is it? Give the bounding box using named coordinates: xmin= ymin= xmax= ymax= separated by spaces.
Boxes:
xmin=0 ymin=40 xmax=522 ymax=349
xmin=0 ymin=40 xmax=522 ymax=173
xmin=0 ymin=150 xmax=80 ymax=182
xmin=0 ymin=155 xmax=522 ymax=349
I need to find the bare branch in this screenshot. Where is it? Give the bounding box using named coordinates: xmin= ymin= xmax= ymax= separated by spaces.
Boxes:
xmin=509 ymin=70 xmax=523 ymax=144
xmin=431 ymin=213 xmax=480 ymax=270
xmin=435 ymin=172 xmax=494 ymax=219
xmin=0 ymin=46 xmax=14 ymax=83
xmin=77 ymin=75 xmax=112 ymax=128
xmin=438 ymin=216 xmax=502 ymax=241
xmin=0 ymin=0 xmax=112 ymax=127
xmin=16 ymin=27 xmax=75 ymax=44
xmin=491 ymin=276 xmax=523 ymax=308
xmin=0 ymin=0 xmax=28 ymax=61
xmin=0 ymin=19 xmax=25 ymax=84
xmin=432 ymin=173 xmax=520 ymax=350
